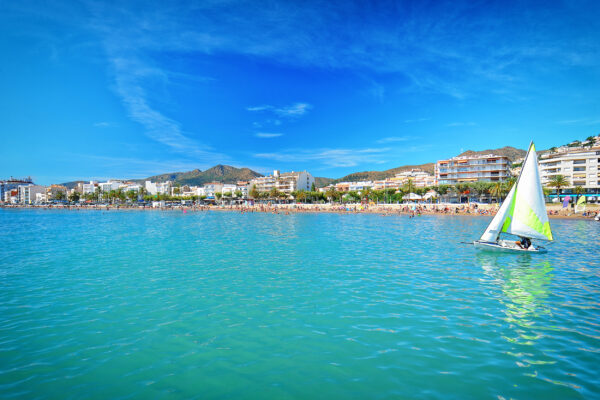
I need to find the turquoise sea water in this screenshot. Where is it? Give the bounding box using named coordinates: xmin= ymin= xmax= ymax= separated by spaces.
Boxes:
xmin=1 ymin=209 xmax=599 ymax=399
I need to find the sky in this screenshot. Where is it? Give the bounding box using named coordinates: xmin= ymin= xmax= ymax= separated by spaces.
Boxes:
xmin=1 ymin=0 xmax=599 ymax=184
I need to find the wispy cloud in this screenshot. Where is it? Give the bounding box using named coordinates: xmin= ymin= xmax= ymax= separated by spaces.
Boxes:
xmin=255 ymin=132 xmax=283 ymax=138
xmin=247 ymin=102 xmax=312 ymax=118
xmin=254 ymin=147 xmax=390 ymax=168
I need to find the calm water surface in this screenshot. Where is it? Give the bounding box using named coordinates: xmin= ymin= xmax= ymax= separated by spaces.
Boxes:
xmin=1 ymin=209 xmax=599 ymax=399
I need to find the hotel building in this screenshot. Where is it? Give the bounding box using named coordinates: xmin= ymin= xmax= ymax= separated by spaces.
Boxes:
xmin=539 ymin=145 xmax=600 ymax=192
xmin=391 ymin=169 xmax=436 ymax=188
xmin=250 ymin=170 xmax=314 ymax=194
xmin=435 ymin=154 xmax=512 ymax=185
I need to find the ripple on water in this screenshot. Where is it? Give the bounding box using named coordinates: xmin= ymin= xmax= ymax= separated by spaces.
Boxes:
xmin=0 ymin=210 xmax=599 ymax=399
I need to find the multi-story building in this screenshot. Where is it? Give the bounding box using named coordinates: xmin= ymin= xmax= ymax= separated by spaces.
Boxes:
xmin=145 ymin=181 xmax=172 ymax=195
xmin=372 ymin=180 xmax=401 ymax=191
xmin=81 ymin=181 xmax=98 ymax=195
xmin=539 ymin=145 xmax=600 ymax=193
xmin=435 ymin=154 xmax=512 ymax=185
xmin=46 ymin=184 xmax=68 ymax=200
xmin=99 ymin=180 xmax=123 ymax=192
xmin=18 ymin=184 xmax=46 ymax=204
xmin=1 ymin=177 xmax=33 ymax=202
xmin=250 ymin=170 xmax=314 ymax=194
xmin=348 ymin=181 xmax=374 ymax=192
xmin=391 ymin=169 xmax=436 ymax=187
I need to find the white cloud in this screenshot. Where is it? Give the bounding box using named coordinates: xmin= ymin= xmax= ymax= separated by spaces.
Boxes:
xmin=254 ymin=147 xmax=390 ymax=168
xmin=255 ymin=132 xmax=283 ymax=138
xmin=246 ymin=103 xmax=312 ymax=118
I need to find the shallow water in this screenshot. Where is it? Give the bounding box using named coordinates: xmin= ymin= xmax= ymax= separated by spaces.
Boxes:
xmin=1 ymin=209 xmax=599 ymax=399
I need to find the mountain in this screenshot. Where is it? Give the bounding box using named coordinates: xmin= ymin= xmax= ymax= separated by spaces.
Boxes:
xmin=314 ymin=177 xmax=334 ymax=188
xmin=140 ymin=165 xmax=263 ymax=186
xmin=457 ymin=146 xmax=526 ymax=161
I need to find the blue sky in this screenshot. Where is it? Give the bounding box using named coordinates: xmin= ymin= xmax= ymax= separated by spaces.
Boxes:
xmin=1 ymin=0 xmax=599 ymax=184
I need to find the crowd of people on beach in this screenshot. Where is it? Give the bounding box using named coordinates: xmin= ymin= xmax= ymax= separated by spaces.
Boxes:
xmin=3 ymin=201 xmax=598 ymax=219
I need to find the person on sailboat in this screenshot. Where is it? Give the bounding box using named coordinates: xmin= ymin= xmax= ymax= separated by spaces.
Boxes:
xmin=515 ymin=236 xmax=531 ymax=249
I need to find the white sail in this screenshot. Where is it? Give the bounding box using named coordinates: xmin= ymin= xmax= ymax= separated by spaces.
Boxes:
xmin=502 ymin=143 xmax=553 ymax=241
xmin=479 ymin=185 xmax=516 ymax=242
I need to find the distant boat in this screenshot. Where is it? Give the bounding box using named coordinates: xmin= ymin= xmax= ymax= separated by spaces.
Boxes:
xmin=474 ymin=142 xmax=553 ymax=253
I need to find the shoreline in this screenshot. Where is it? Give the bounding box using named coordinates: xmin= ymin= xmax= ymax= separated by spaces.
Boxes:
xmin=2 ymin=203 xmax=598 ymax=220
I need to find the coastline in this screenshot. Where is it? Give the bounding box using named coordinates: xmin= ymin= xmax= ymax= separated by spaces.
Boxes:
xmin=2 ymin=202 xmax=598 ymax=220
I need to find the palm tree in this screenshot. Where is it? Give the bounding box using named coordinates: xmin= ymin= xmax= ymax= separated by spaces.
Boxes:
xmin=573 ymin=185 xmax=585 ymax=202
xmin=68 ymin=191 xmax=81 ymax=203
xmin=547 ymin=175 xmax=568 ymax=197
xmin=403 ymin=179 xmax=414 ymax=195
xmin=490 ymin=182 xmax=506 ymax=202
xmin=325 ymin=187 xmax=337 ymax=204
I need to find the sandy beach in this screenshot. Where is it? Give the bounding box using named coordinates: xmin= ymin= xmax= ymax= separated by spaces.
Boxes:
xmin=3 ymin=202 xmax=598 ymax=220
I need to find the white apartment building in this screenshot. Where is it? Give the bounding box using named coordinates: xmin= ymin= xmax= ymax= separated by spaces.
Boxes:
xmin=392 ymin=169 xmax=436 ymax=187
xmin=18 ymin=184 xmax=46 ymax=204
xmin=436 ymin=154 xmax=512 ymax=185
xmin=98 ymin=180 xmax=123 ymax=192
xmin=539 ymin=145 xmax=600 ymax=192
xmin=250 ymin=170 xmax=314 ymax=194
xmin=145 ymin=181 xmax=172 ymax=195
xmin=201 ymin=182 xmax=223 ymax=198
xmin=81 ymin=181 xmax=98 ymax=194
xmin=348 ymin=181 xmax=374 ymax=192
xmin=221 ymin=184 xmax=238 ymax=195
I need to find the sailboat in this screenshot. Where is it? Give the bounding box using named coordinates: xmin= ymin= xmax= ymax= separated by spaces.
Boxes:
xmin=474 ymin=142 xmax=553 ymax=253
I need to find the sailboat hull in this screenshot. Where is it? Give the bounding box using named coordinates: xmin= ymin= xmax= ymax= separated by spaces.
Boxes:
xmin=473 ymin=240 xmax=547 ymax=254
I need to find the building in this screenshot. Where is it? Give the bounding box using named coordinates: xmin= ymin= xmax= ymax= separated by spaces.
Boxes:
xmin=18 ymin=184 xmax=46 ymax=204
xmin=81 ymin=181 xmax=98 ymax=195
xmin=348 ymin=181 xmax=374 ymax=192
xmin=145 ymin=181 xmax=172 ymax=195
xmin=391 ymin=169 xmax=436 ymax=188
xmin=435 ymin=154 xmax=512 ymax=185
xmin=99 ymin=180 xmax=123 ymax=192
xmin=539 ymin=145 xmax=600 ymax=193
xmin=250 ymin=170 xmax=314 ymax=194
xmin=46 ymin=184 xmax=68 ymax=200
xmin=1 ymin=177 xmax=33 ymax=202
xmin=201 ymin=182 xmax=223 ymax=199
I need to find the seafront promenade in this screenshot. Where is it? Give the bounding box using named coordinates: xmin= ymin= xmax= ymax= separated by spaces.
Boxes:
xmin=2 ymin=202 xmax=598 ymax=220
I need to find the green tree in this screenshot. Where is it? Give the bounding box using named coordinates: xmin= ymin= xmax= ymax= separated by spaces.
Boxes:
xmin=234 ymin=190 xmax=243 ymax=199
xmin=490 ymin=182 xmax=506 ymax=201
xmin=573 ymin=185 xmax=585 ymax=201
xmin=55 ymin=191 xmax=66 ymax=201
xmin=311 ymin=182 xmax=316 ymax=191
xmin=127 ymin=190 xmax=137 ymax=202
xmin=547 ymin=175 xmax=569 ymax=196
xmin=68 ymin=191 xmax=81 ymax=202
xmin=402 ymin=179 xmax=414 ymax=195
xmin=249 ymin=185 xmax=259 ymax=199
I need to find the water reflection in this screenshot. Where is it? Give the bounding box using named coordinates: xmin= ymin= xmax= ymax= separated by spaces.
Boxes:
xmin=477 ymin=252 xmax=554 ymax=344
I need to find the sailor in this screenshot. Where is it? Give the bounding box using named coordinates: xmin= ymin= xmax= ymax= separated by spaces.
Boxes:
xmin=516 ymin=236 xmax=531 ymax=249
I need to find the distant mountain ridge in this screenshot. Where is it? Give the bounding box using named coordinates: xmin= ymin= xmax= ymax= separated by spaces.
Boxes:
xmin=138 ymin=165 xmax=263 ymax=186
xmin=457 ymin=146 xmax=526 ymax=161
xmin=60 ymin=147 xmax=527 ymax=189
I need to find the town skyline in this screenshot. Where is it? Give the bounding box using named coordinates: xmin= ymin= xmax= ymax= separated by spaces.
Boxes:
xmin=2 ymin=1 xmax=600 ymax=184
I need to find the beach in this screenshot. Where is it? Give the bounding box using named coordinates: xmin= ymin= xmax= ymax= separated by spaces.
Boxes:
xmin=2 ymin=201 xmax=598 ymax=220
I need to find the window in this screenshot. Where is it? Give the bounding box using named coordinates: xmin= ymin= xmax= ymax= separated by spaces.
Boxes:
xmin=574 ymin=167 xmax=586 ymax=172
xmin=573 ymin=159 xmax=586 ymax=164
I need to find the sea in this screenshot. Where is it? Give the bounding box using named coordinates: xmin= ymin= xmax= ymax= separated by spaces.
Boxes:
xmin=1 ymin=209 xmax=599 ymax=399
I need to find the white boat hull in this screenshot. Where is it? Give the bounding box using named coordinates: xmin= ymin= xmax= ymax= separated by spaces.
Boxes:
xmin=473 ymin=239 xmax=547 ymax=254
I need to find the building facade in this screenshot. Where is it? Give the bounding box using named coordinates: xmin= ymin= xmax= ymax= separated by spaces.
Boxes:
xmin=250 ymin=170 xmax=314 ymax=194
xmin=391 ymin=169 xmax=436 ymax=188
xmin=435 ymin=154 xmax=512 ymax=185
xmin=539 ymin=146 xmax=600 ymax=192
xmin=18 ymin=184 xmax=46 ymax=204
